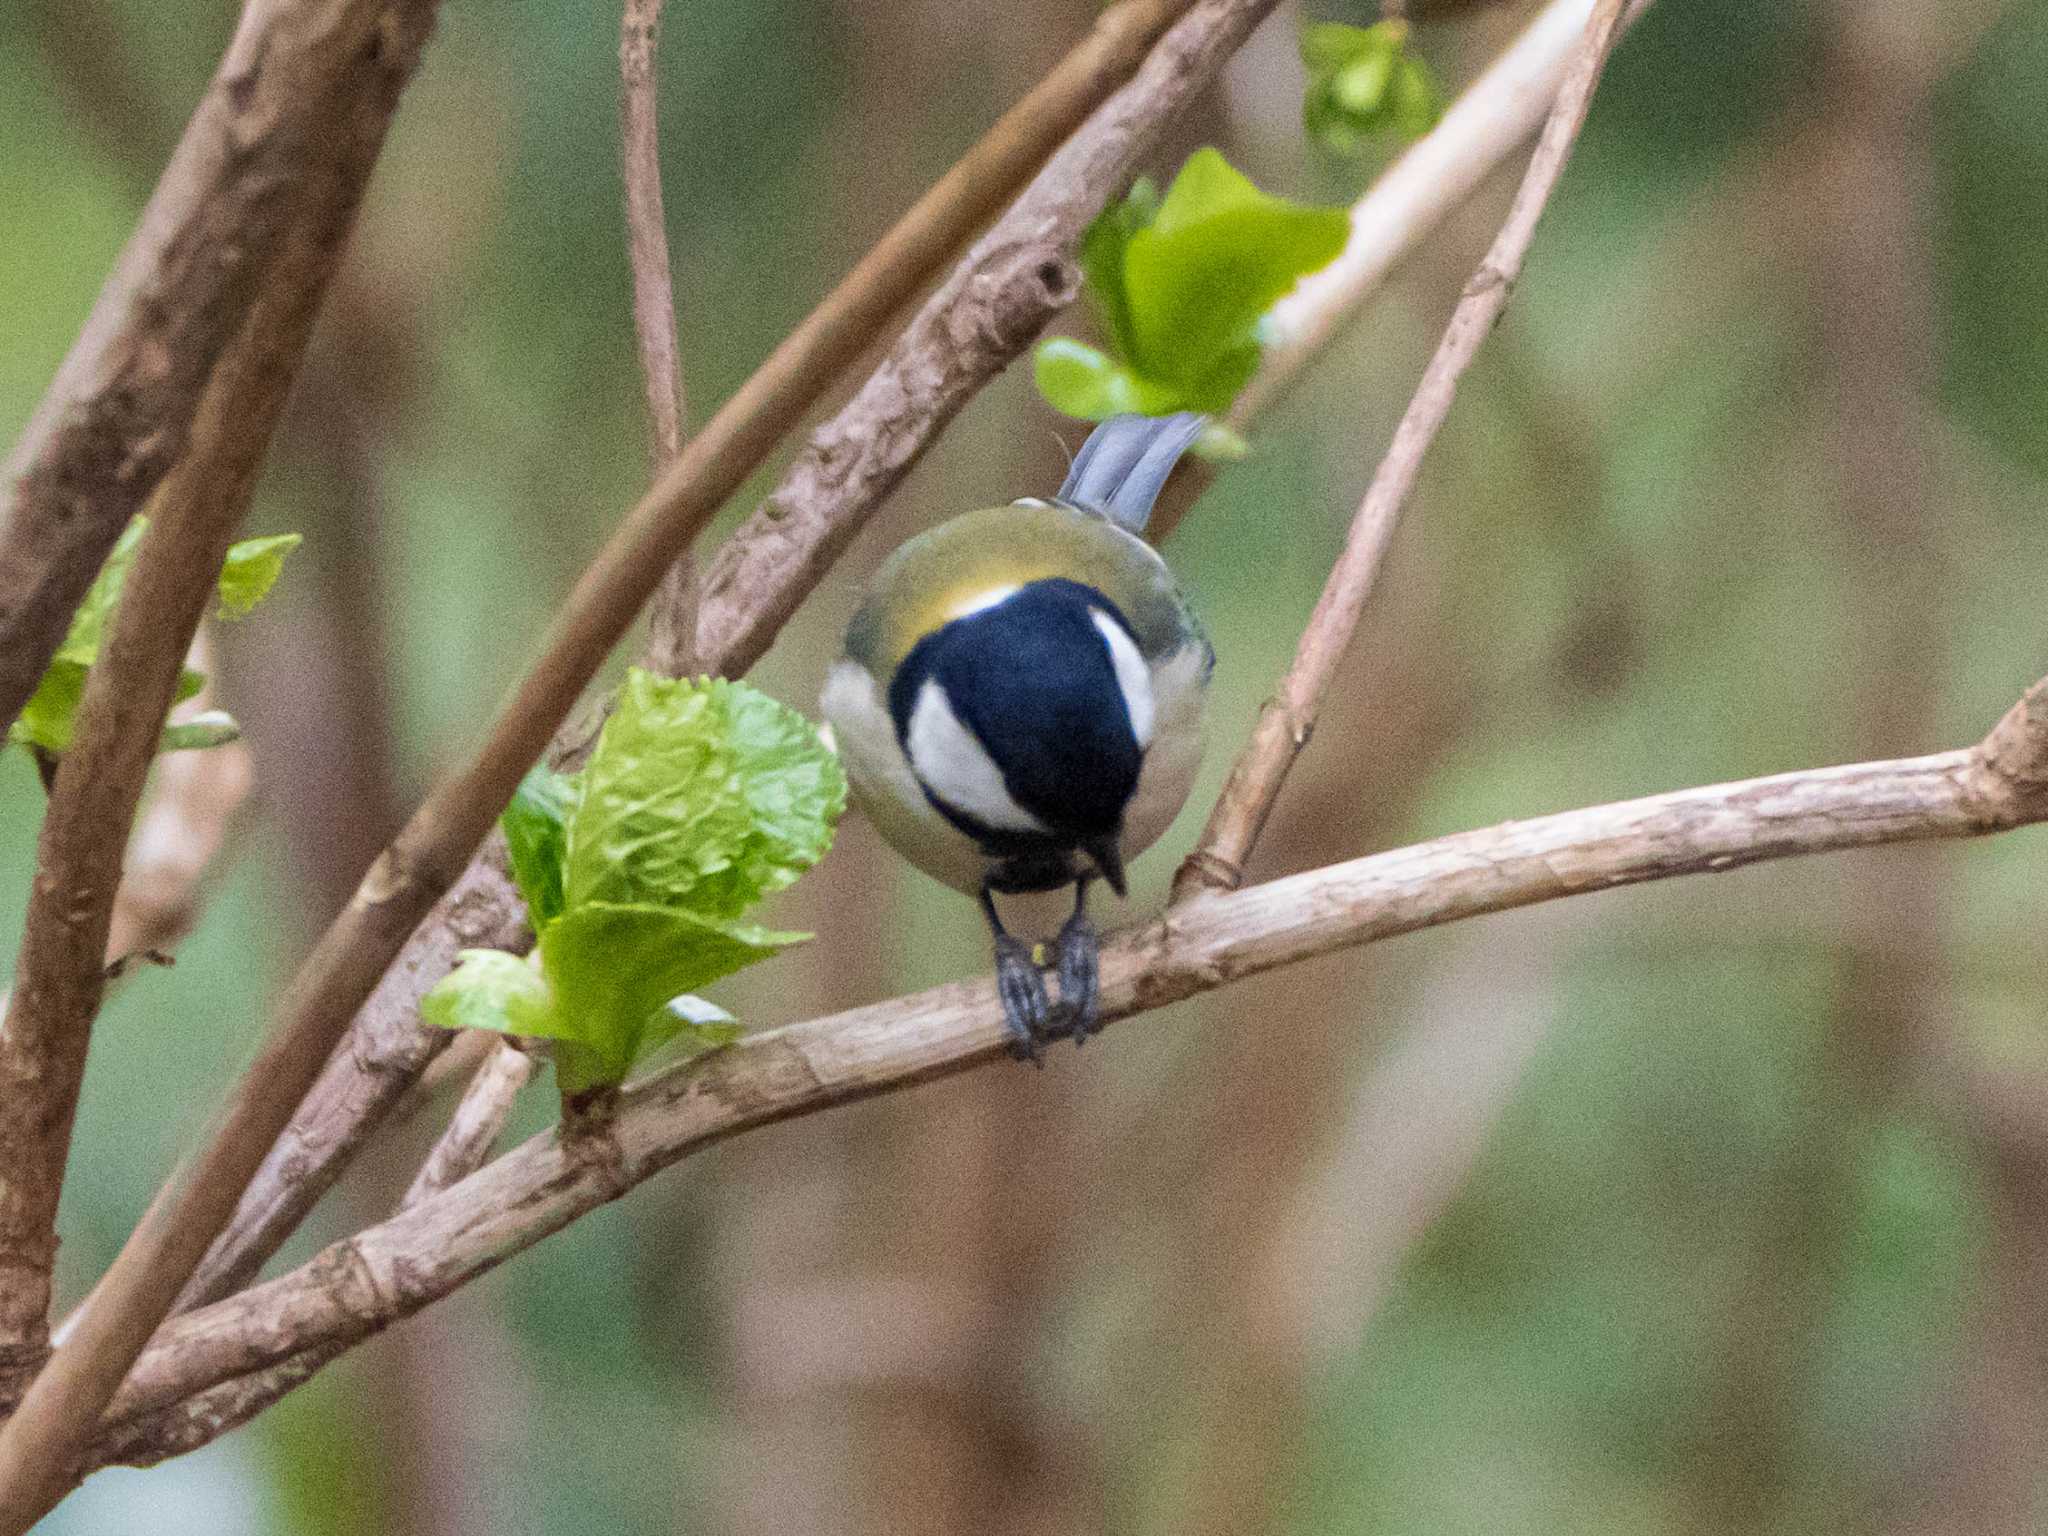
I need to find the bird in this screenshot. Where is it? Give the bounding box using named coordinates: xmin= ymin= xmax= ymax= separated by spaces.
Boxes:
xmin=821 ymin=412 xmax=1212 ymax=1064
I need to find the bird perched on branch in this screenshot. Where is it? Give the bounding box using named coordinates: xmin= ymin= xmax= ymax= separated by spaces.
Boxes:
xmin=822 ymin=412 xmax=1212 ymax=1063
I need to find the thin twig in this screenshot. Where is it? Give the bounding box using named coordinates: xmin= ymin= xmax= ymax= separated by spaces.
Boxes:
xmin=0 ymin=0 xmax=441 ymax=735
xmin=88 ymin=674 xmax=2048 ymax=1455
xmin=618 ymin=0 xmax=699 ymax=678
xmin=402 ymin=1043 xmax=539 ymax=1208
xmin=170 ymin=0 xmax=1214 ymax=1324
xmin=1174 ymin=0 xmax=1634 ymax=899
xmin=0 ymin=5 xmax=445 ymax=1519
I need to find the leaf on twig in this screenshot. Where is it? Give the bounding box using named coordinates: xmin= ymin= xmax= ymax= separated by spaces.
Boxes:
xmin=424 ymin=669 xmax=845 ymax=1099
xmin=1034 ymin=149 xmax=1348 ymax=426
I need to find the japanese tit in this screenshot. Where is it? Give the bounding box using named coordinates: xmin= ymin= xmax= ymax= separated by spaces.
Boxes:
xmin=821 ymin=412 xmax=1211 ymax=1063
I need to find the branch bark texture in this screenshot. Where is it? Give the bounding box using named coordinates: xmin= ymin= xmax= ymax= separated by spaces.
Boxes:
xmin=0 ymin=0 xmax=439 ymax=735
xmin=1177 ymin=0 xmax=1632 ymax=898
xmin=90 ymin=677 xmax=2048 ymax=1462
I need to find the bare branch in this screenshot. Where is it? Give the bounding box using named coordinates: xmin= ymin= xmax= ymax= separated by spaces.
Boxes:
xmin=1175 ymin=0 xmax=1634 ymax=899
xmin=92 ymin=1040 xmax=535 ymax=1473
xmin=402 ymin=1044 xmax=538 ymax=1208
xmin=0 ymin=4 xmax=445 ymax=1517
xmin=0 ymin=0 xmax=441 ymax=736
xmin=619 ymin=0 xmax=699 ymax=678
xmin=90 ymin=678 xmax=2048 ymax=1457
xmin=168 ymin=0 xmax=1222 ymax=1318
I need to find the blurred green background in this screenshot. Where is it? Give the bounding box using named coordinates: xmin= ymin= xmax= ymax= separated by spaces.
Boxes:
xmin=5 ymin=0 xmax=2048 ymax=1530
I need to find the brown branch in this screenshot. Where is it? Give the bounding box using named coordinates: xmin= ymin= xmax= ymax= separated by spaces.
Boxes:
xmin=402 ymin=1043 xmax=538 ymax=1208
xmin=167 ymin=0 xmax=1221 ymax=1323
xmin=0 ymin=0 xmax=440 ymax=737
xmin=91 ymin=1040 xmax=535 ymax=1473
xmin=1174 ymin=0 xmax=1634 ymax=899
xmin=619 ymin=0 xmax=699 ymax=678
xmin=88 ymin=676 xmax=2048 ymax=1461
xmin=0 ymin=7 xmax=445 ymax=1521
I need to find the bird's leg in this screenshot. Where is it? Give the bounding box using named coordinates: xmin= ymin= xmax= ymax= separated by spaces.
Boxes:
xmin=980 ymin=881 xmax=1050 ymax=1066
xmin=1055 ymin=877 xmax=1100 ymax=1047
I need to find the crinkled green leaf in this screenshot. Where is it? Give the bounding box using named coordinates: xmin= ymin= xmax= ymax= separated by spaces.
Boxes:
xmin=1123 ymin=150 xmax=1348 ymax=390
xmin=503 ymin=763 xmax=578 ymax=928
xmin=422 ymin=948 xmax=562 ymax=1038
xmin=159 ymin=711 xmax=240 ymax=752
xmin=538 ymin=901 xmax=801 ymax=1088
xmin=564 ymin=670 xmax=844 ymax=920
xmin=216 ymin=533 xmax=302 ymax=619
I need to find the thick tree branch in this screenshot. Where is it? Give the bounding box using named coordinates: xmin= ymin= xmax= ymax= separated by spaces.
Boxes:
xmin=0 ymin=0 xmax=440 ymax=736
xmin=171 ymin=0 xmax=1224 ymax=1317
xmin=89 ymin=675 xmax=2048 ymax=1460
xmin=1175 ymin=0 xmax=1633 ymax=899
xmin=0 ymin=7 xmax=445 ymax=1521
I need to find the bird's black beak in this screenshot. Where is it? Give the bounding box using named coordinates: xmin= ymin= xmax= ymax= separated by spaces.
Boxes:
xmin=1086 ymin=837 xmax=1127 ymax=898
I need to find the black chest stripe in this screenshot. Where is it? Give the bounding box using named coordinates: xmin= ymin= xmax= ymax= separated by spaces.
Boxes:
xmin=889 ymin=579 xmax=1144 ymax=846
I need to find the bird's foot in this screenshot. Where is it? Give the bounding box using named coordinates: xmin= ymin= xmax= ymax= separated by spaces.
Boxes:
xmin=993 ymin=933 xmax=1051 ymax=1067
xmin=1055 ymin=910 xmax=1100 ymax=1047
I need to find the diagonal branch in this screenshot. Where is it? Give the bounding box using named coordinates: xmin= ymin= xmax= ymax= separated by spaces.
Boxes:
xmin=171 ymin=0 xmax=1227 ymax=1318
xmin=90 ymin=673 xmax=2048 ymax=1457
xmin=1176 ymin=0 xmax=1634 ymax=898
xmin=0 ymin=0 xmax=441 ymax=735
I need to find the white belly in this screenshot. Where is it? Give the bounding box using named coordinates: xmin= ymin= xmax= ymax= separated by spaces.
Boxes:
xmin=820 ymin=644 xmax=1209 ymax=897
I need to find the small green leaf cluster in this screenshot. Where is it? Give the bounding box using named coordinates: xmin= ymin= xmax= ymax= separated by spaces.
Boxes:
xmin=1301 ymin=21 xmax=1445 ymax=155
xmin=8 ymin=518 xmax=300 ymax=758
xmin=424 ymin=669 xmax=848 ymax=1098
xmin=1033 ymin=148 xmax=1349 ymax=436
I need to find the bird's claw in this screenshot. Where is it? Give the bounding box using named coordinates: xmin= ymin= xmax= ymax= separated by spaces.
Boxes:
xmin=993 ymin=934 xmax=1050 ymax=1067
xmin=1055 ymin=911 xmax=1100 ymax=1047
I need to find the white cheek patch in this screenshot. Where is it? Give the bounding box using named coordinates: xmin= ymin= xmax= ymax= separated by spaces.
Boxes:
xmin=1091 ymin=609 xmax=1154 ymax=747
xmin=905 ymin=680 xmax=1049 ymax=834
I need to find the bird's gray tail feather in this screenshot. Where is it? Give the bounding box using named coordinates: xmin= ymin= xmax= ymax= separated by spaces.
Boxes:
xmin=1056 ymin=412 xmax=1207 ymax=534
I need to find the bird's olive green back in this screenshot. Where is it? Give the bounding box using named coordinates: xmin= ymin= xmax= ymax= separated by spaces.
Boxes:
xmin=843 ymin=502 xmax=1205 ymax=677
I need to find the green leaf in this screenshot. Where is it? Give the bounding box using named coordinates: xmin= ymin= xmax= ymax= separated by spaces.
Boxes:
xmin=564 ymin=670 xmax=845 ymax=920
xmin=1078 ymin=176 xmax=1158 ymax=363
xmin=216 ymin=533 xmax=302 ymax=619
xmin=1301 ymin=20 xmax=1443 ymax=155
xmin=422 ymin=948 xmax=561 ymax=1038
xmin=55 ymin=517 xmax=149 ymax=668
xmin=1122 ymin=152 xmax=1348 ymax=391
xmin=158 ymin=710 xmax=241 ymax=752
xmin=10 ymin=661 xmax=88 ymax=752
xmin=1300 ymin=20 xmax=1379 ymax=73
xmin=537 ymin=901 xmax=801 ymax=1088
xmin=503 ymin=764 xmax=579 ymax=928
xmin=1033 ymin=338 xmax=1186 ymax=419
